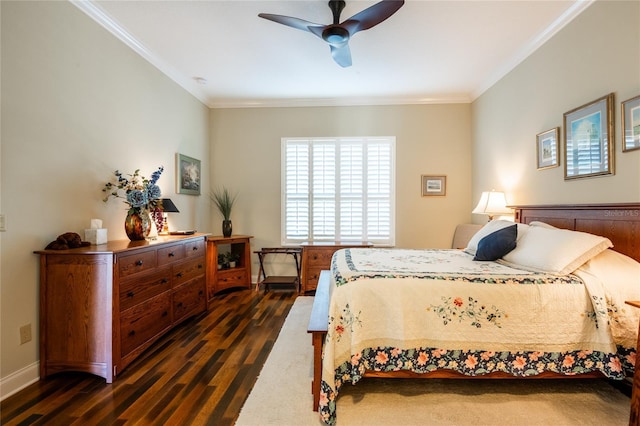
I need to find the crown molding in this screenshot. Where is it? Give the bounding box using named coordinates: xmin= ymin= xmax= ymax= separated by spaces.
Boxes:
xmin=71 ymin=0 xmax=591 ymax=109
xmin=70 ymin=0 xmax=210 ymax=106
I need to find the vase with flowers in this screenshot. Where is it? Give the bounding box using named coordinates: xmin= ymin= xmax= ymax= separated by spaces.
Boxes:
xmin=103 ymin=166 xmax=164 ymax=241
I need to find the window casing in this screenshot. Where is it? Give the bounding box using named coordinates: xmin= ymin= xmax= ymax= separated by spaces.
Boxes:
xmin=281 ymin=137 xmax=395 ymax=246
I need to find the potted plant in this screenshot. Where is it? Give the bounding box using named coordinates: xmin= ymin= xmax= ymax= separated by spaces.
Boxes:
xmin=227 ymin=252 xmax=240 ymax=268
xmin=217 ymin=253 xmax=225 ymax=270
xmin=210 ymin=187 xmax=237 ymax=237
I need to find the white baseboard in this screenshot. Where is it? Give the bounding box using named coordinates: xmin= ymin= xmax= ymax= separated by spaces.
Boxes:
xmin=0 ymin=362 xmax=39 ymax=401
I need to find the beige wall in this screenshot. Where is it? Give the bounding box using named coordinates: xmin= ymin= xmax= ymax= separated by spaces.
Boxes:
xmin=209 ymin=104 xmax=473 ymax=266
xmin=472 ymin=0 xmax=640 ymax=207
xmin=0 ymin=1 xmax=210 ymax=394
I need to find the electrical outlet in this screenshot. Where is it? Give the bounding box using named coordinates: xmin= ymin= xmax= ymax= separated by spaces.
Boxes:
xmin=0 ymin=214 xmax=6 ymax=232
xmin=20 ymin=324 xmax=32 ymax=344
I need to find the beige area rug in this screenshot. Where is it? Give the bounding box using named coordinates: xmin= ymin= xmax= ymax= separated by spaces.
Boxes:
xmin=236 ymin=297 xmax=631 ymax=426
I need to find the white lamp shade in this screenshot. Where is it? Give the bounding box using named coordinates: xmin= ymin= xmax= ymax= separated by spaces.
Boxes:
xmin=472 ymin=191 xmax=512 ymax=216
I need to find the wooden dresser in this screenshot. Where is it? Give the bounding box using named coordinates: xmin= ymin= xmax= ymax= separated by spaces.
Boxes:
xmin=300 ymin=241 xmax=372 ymax=293
xmin=35 ymin=234 xmax=207 ymax=383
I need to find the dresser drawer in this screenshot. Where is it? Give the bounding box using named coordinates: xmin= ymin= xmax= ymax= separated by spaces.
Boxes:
xmin=306 ymin=249 xmax=335 ymax=267
xmin=305 ymin=267 xmax=324 ymax=292
xmin=173 ymin=277 xmax=206 ymax=323
xmin=184 ymin=238 xmax=205 ymax=259
xmin=173 ymin=257 xmax=206 ymax=287
xmin=119 ymin=266 xmax=172 ymax=311
xmin=216 ymin=269 xmax=247 ymax=291
xmin=120 ymin=293 xmax=172 ymax=356
xmin=157 ymin=243 xmax=185 ymax=266
xmin=118 ymin=249 xmax=157 ymax=278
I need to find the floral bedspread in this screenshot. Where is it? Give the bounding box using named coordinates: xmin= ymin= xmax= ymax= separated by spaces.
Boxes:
xmin=318 ymin=248 xmax=638 ymax=425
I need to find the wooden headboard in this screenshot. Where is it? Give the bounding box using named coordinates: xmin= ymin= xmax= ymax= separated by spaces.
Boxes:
xmin=511 ymin=203 xmax=640 ymax=263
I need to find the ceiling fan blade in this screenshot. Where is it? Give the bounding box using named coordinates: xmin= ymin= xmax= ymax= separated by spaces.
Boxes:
xmin=258 ymin=13 xmax=323 ymax=34
xmin=341 ymin=0 xmax=404 ymax=34
xmin=330 ymin=44 xmax=352 ymax=67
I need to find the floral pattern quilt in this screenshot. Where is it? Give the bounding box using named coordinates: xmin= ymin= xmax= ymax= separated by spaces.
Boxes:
xmin=318 ymin=248 xmax=638 ymax=425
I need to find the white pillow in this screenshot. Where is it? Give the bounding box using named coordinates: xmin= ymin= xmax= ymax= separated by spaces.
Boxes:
xmin=529 ymin=221 xmax=556 ymax=229
xmin=465 ymin=220 xmax=529 ymax=256
xmin=500 ymin=226 xmax=612 ymax=275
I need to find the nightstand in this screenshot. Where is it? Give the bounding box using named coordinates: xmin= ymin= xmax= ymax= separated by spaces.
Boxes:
xmin=300 ymin=241 xmax=372 ymax=293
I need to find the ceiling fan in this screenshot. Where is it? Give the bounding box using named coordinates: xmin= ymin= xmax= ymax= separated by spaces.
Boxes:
xmin=258 ymin=0 xmax=405 ymax=68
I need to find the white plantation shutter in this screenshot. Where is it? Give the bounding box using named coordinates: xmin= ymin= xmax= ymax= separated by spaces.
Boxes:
xmin=283 ymin=142 xmax=310 ymax=240
xmin=282 ymin=137 xmax=395 ymax=245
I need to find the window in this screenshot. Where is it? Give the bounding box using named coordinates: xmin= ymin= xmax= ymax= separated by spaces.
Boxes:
xmin=282 ymin=137 xmax=395 ymax=246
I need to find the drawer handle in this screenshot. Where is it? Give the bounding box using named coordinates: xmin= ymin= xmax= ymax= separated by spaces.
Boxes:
xmin=161 ymin=278 xmax=169 ymax=284
xmin=192 ymin=246 xmax=198 ymax=251
xmin=199 ymin=290 xmax=203 ymax=296
xmin=176 ymin=272 xmax=183 ymax=278
xmin=177 ymin=302 xmax=183 ymax=308
xmin=128 ymin=330 xmax=135 ymax=336
xmin=198 ymin=264 xmax=203 ymax=269
xmin=127 ymin=291 xmax=134 ymax=298
xmin=136 ymin=260 xmax=143 ymax=266
xmin=168 ymin=252 xmax=175 ymax=257
xmin=162 ymin=311 xmax=168 ymax=317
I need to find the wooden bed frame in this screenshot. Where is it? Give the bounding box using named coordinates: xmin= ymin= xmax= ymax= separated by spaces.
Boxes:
xmin=307 ymin=203 xmax=640 ymax=411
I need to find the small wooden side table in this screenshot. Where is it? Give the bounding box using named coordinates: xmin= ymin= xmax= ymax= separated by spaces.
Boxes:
xmin=206 ymin=235 xmax=253 ymax=299
xmin=627 ymin=301 xmax=640 ymax=426
xmin=254 ymin=247 xmax=302 ymax=292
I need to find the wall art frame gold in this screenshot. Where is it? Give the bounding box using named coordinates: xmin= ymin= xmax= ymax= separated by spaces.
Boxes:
xmin=563 ymin=93 xmax=614 ymax=180
xmin=622 ymin=94 xmax=640 ymax=152
xmin=421 ymin=175 xmax=446 ymax=196
xmin=536 ymin=127 xmax=560 ymax=170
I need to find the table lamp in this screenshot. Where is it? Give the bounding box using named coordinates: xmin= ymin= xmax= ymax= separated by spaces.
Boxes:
xmin=472 ymin=190 xmax=512 ymax=221
xmin=160 ymin=198 xmax=180 ymax=234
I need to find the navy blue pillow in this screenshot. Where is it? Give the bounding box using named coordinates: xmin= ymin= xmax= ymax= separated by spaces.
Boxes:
xmin=473 ymin=224 xmax=517 ymax=261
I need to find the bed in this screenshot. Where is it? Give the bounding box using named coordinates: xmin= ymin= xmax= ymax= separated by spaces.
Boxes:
xmin=311 ymin=204 xmax=640 ymax=425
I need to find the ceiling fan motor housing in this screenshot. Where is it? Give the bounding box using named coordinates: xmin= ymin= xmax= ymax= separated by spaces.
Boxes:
xmin=323 ymin=25 xmax=350 ymax=45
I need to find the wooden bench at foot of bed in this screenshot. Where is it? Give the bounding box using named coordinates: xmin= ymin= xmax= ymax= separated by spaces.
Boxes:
xmin=307 ymin=270 xmax=331 ymax=411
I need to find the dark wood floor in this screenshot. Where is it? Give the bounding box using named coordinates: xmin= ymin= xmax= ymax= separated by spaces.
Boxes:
xmin=1 ymin=288 xmax=299 ymax=426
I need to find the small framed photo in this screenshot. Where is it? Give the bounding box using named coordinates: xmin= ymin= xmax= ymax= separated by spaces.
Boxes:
xmin=421 ymin=175 xmax=446 ymax=196
xmin=536 ymin=127 xmax=560 ymax=170
xmin=176 ymin=153 xmax=201 ymax=195
xmin=563 ymin=93 xmax=614 ymax=180
xmin=622 ymin=94 xmax=640 ymax=152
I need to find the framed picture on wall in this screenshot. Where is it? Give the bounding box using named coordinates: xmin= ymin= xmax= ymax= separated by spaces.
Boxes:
xmin=421 ymin=175 xmax=446 ymax=196
xmin=536 ymin=127 xmax=560 ymax=170
xmin=176 ymin=153 xmax=201 ymax=195
xmin=622 ymin=94 xmax=640 ymax=152
xmin=563 ymin=93 xmax=614 ymax=180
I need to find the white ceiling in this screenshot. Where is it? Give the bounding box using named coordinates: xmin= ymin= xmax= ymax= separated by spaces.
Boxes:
xmin=74 ymin=0 xmax=591 ymax=108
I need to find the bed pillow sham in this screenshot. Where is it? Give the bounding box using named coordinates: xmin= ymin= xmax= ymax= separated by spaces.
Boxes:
xmin=473 ymin=224 xmax=517 ymax=261
xmin=465 ymin=220 xmax=528 ymax=256
xmin=500 ymin=225 xmax=612 ymax=275
xmin=529 ymin=221 xmax=557 ymax=229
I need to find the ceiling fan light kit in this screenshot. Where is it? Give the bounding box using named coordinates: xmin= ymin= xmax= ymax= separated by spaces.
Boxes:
xmin=258 ymin=0 xmax=405 ymax=68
